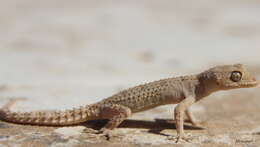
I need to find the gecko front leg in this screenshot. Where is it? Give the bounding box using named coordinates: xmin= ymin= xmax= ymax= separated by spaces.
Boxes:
xmin=174 ymin=108 xmax=200 ymax=126
xmin=174 ymin=96 xmax=196 ymax=143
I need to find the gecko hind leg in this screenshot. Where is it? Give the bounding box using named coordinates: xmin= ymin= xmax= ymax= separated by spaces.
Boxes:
xmin=99 ymin=104 xmax=131 ymax=140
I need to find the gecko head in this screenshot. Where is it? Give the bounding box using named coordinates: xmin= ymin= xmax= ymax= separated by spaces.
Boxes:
xmin=201 ymin=64 xmax=258 ymax=90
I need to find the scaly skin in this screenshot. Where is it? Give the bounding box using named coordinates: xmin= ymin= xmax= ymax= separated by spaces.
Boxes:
xmin=0 ymin=64 xmax=258 ymax=142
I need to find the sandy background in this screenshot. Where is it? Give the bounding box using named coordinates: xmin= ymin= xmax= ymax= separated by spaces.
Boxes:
xmin=0 ymin=0 xmax=260 ymax=146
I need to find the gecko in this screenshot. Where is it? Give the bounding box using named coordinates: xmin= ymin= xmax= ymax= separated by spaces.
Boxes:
xmin=0 ymin=64 xmax=258 ymax=143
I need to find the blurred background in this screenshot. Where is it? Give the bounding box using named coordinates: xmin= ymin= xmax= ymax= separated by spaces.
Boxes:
xmin=0 ymin=0 xmax=259 ymax=111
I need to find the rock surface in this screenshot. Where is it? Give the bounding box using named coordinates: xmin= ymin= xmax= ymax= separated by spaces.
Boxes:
xmin=0 ymin=0 xmax=260 ymax=146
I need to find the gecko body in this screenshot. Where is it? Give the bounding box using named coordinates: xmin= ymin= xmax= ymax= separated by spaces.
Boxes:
xmin=0 ymin=64 xmax=258 ymax=142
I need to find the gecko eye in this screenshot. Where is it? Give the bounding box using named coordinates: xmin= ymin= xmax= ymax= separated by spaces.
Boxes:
xmin=230 ymin=71 xmax=242 ymax=82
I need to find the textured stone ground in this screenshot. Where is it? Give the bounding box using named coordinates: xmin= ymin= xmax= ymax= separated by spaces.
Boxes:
xmin=0 ymin=0 xmax=260 ymax=146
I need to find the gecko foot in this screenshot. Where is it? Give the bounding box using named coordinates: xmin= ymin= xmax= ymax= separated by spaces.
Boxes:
xmin=98 ymin=128 xmax=123 ymax=141
xmin=191 ymin=121 xmax=206 ymax=129
xmin=190 ymin=121 xmax=201 ymax=127
xmin=176 ymin=135 xmax=188 ymax=143
xmin=167 ymin=133 xmax=192 ymax=143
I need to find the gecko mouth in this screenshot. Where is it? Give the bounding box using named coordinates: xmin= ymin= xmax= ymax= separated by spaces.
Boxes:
xmin=225 ymin=80 xmax=259 ymax=88
xmin=239 ymin=81 xmax=259 ymax=87
xmin=236 ymin=80 xmax=258 ymax=88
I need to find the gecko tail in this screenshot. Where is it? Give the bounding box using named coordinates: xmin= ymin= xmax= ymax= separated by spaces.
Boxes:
xmin=0 ymin=97 xmax=27 ymax=124
xmin=0 ymin=98 xmax=100 ymax=126
xmin=1 ymin=97 xmax=27 ymax=110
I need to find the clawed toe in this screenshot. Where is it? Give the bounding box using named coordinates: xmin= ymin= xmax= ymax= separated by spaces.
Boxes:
xmin=191 ymin=122 xmax=201 ymax=127
xmin=98 ymin=128 xmax=110 ymax=139
xmin=192 ymin=122 xmax=205 ymax=129
xmin=168 ymin=134 xmax=192 ymax=143
xmin=176 ymin=135 xmax=188 ymax=143
xmin=98 ymin=128 xmax=123 ymax=140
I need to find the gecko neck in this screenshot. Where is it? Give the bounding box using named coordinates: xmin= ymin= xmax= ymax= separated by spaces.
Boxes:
xmin=196 ymin=72 xmax=221 ymax=99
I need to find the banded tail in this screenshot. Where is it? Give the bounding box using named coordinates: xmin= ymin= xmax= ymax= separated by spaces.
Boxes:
xmin=0 ymin=99 xmax=101 ymax=126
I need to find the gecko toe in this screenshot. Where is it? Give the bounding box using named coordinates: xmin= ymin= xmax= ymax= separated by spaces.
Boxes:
xmin=99 ymin=128 xmax=120 ymax=141
xmin=168 ymin=134 xmax=192 ymax=144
